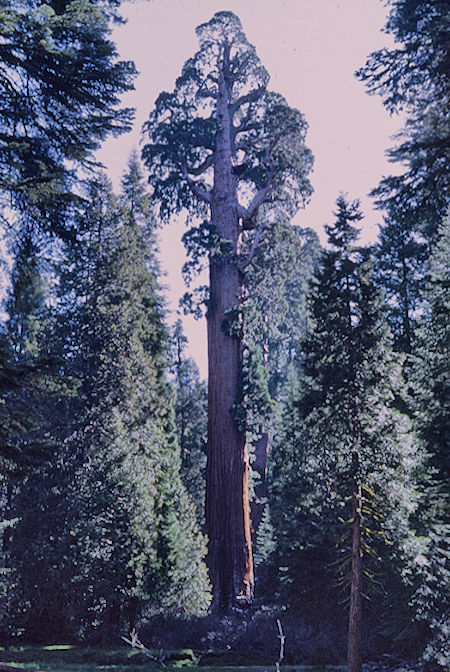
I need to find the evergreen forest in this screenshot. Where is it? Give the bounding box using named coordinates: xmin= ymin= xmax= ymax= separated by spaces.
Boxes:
xmin=0 ymin=2 xmax=448 ymax=672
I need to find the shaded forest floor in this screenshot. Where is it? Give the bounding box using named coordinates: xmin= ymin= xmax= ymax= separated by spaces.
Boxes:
xmin=0 ymin=646 xmax=337 ymax=672
xmin=0 ymin=645 xmax=428 ymax=672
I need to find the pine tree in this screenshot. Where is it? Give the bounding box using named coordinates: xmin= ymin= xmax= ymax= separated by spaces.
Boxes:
xmin=262 ymin=364 xmax=340 ymax=614
xmin=415 ymin=211 xmax=450 ymax=491
xmin=0 ymin=232 xmax=55 ymax=474
xmin=241 ymin=221 xmax=320 ymax=551
xmin=268 ymin=197 xmax=423 ymax=670
xmin=243 ymin=221 xmax=321 ymax=407
xmin=410 ymin=211 xmax=450 ymax=668
xmin=170 ymin=319 xmax=207 ymax=524
xmin=375 ymin=211 xmax=427 ymax=353
xmin=0 ymin=0 xmax=136 ymax=231
xmin=8 ymin=159 xmax=210 ymax=640
xmin=5 ymin=232 xmax=46 ymax=358
xmin=357 ymin=0 xmax=449 ymax=233
xmin=357 ymin=0 xmax=450 ymax=355
xmin=0 ymin=226 xmax=69 ymax=638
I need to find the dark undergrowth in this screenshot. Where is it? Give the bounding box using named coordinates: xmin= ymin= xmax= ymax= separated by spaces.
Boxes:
xmin=0 ymin=610 xmax=433 ymax=672
xmin=0 ymin=646 xmax=429 ymax=672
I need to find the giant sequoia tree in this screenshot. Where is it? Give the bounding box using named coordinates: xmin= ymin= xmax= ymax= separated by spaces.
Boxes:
xmin=142 ymin=11 xmax=313 ymax=608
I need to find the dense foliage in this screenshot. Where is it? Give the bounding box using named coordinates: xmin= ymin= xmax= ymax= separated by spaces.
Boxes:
xmin=358 ymin=0 xmax=450 ymax=351
xmin=0 ymin=0 xmax=135 ymax=233
xmin=356 ymin=3 xmax=449 ymax=665
xmin=170 ymin=319 xmax=208 ymax=524
xmin=264 ymin=199 xmax=425 ymax=661
xmin=1 ymin=159 xmax=210 ymax=641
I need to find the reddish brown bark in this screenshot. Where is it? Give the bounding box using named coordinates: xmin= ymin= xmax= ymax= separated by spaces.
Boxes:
xmin=205 ymin=58 xmax=254 ymax=609
xmin=348 ymin=477 xmax=363 ymax=672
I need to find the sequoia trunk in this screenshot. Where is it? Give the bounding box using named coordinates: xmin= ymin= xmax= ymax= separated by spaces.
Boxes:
xmin=205 ymin=58 xmax=254 ymax=609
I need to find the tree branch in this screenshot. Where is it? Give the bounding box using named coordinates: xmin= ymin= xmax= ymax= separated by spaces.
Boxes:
xmin=122 ymin=630 xmax=167 ymax=672
xmin=239 ymin=174 xmax=274 ymax=225
xmin=237 ymin=203 xmax=248 ymax=221
xmin=238 ymin=221 xmax=267 ymax=272
xmin=182 ymin=163 xmax=212 ymax=204
xmin=230 ymin=87 xmax=265 ymax=115
xmin=186 ymin=154 xmax=213 ymax=176
xmin=233 ymin=112 xmax=260 ymax=140
xmin=234 ymin=121 xmax=259 ymax=137
xmin=235 ymin=139 xmax=255 ymax=154
xmin=236 ymin=128 xmax=281 ymax=221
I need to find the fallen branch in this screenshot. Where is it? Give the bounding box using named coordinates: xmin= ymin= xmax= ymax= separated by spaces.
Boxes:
xmin=122 ymin=629 xmax=168 ymax=672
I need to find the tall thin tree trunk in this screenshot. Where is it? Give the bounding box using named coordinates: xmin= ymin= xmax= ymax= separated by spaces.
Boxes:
xmin=348 ymin=476 xmax=363 ymax=672
xmin=205 ymin=56 xmax=254 ymax=609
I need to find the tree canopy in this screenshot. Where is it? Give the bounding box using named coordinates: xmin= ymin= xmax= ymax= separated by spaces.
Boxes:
xmin=142 ymin=10 xmax=312 ymax=227
xmin=0 ymin=0 xmax=136 ymax=233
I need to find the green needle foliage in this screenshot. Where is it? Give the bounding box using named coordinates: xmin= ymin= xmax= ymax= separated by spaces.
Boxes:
xmin=6 ymin=157 xmax=210 ymax=642
xmin=0 ymin=222 xmax=74 ymax=638
xmin=357 ymin=0 xmax=450 ymax=232
xmin=414 ymin=211 xmax=450 ymax=491
xmin=266 ymin=197 xmax=424 ymax=650
xmin=243 ymin=221 xmax=321 ymax=403
xmin=238 ymin=220 xmax=320 ymax=566
xmin=0 ymin=219 xmax=73 ymax=477
xmin=410 ymin=211 xmax=450 ymax=668
xmin=358 ymin=0 xmax=450 ymax=354
xmin=169 ymin=319 xmax=207 ymax=525
xmin=0 ymin=0 xmax=136 ymax=232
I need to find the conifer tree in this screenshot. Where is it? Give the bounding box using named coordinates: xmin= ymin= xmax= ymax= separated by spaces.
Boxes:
xmin=415 ymin=211 xmax=450 ymax=491
xmin=0 ymin=0 xmax=136 ymax=231
xmin=5 ymin=232 xmax=45 ymax=358
xmin=261 ymin=364 xmax=339 ymax=613
xmin=411 ymin=211 xmax=450 ymax=668
xmin=358 ymin=0 xmax=450 ymax=354
xmin=170 ymin=319 xmax=207 ymax=524
xmin=241 ymin=221 xmax=320 ymax=543
xmin=142 ymin=11 xmax=313 ymax=608
xmin=8 ymin=159 xmax=210 ymax=640
xmin=0 ymin=226 xmax=67 ymax=638
xmin=0 ymin=230 xmax=55 ymax=474
xmin=357 ymin=0 xmax=449 ymax=234
xmin=244 ymin=222 xmax=320 ymax=402
xmin=268 ymin=197 xmax=422 ymax=671
xmin=374 ymin=211 xmax=427 ymax=353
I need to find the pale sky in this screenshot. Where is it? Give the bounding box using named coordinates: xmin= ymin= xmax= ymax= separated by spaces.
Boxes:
xmin=98 ymin=0 xmax=403 ymax=378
